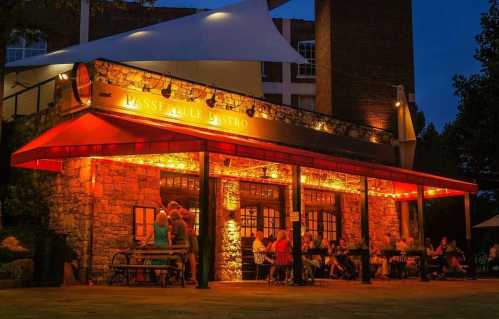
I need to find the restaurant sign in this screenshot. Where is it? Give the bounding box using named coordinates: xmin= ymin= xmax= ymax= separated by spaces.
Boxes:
xmin=90 ymin=81 xmax=395 ymax=162
xmin=92 ymin=82 xmax=252 ymax=136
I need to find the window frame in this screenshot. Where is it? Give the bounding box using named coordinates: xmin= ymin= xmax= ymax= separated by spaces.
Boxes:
xmin=297 ymin=40 xmax=316 ymax=79
xmin=296 ymin=95 xmax=316 ymax=111
xmin=6 ymin=36 xmax=48 ymax=63
xmin=132 ymin=206 xmax=158 ymax=242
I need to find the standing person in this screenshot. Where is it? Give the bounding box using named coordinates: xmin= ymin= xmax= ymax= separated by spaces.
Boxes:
xmin=182 ymin=209 xmax=198 ymax=285
xmin=167 ymin=201 xmax=182 ymax=213
xmin=142 ymin=209 xmax=171 ymax=287
xmin=253 ymin=231 xmax=267 ymax=255
xmin=171 ymin=209 xmax=187 ymax=246
xmin=170 ymin=209 xmax=188 ymax=274
xmin=269 ymin=230 xmax=293 ymax=283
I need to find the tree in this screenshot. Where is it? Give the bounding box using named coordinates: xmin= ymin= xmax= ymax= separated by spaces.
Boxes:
xmin=450 ymin=0 xmax=499 ymax=191
xmin=0 ymin=0 xmax=155 ymax=229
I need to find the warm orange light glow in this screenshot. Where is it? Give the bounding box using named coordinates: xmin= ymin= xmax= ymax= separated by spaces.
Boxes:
xmin=89 ymin=155 xmax=462 ymax=200
xmin=221 ymin=219 xmax=242 ymax=281
xmin=223 ymin=180 xmax=239 ymax=211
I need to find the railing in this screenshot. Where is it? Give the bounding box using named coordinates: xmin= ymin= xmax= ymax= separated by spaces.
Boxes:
xmin=2 ymin=76 xmax=57 ymax=121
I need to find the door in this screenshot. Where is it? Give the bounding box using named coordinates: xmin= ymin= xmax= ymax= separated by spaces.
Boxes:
xmin=239 ymin=182 xmax=284 ymax=279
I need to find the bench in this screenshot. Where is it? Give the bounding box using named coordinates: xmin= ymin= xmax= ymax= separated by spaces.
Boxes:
xmin=109 ymin=245 xmax=189 ymax=287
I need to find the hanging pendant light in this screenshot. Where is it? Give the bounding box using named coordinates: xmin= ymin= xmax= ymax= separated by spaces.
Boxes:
xmin=246 ymin=99 xmax=256 ymax=117
xmin=206 ymin=88 xmax=217 ymax=108
xmin=162 ymin=78 xmax=172 ymax=98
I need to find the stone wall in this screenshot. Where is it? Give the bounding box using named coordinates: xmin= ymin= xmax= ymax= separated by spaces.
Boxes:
xmin=49 ymin=159 xmax=400 ymax=282
xmin=90 ymin=159 xmax=162 ymax=281
xmin=93 ymin=60 xmax=394 ymax=145
xmin=49 ymin=158 xmax=162 ymax=282
xmin=341 ymin=193 xmax=400 ymax=249
xmin=215 ymin=179 xmax=242 ymax=281
xmin=48 ymin=158 xmax=94 ymax=282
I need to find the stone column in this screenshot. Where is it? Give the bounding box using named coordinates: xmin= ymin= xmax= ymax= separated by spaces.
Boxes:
xmin=400 ymin=201 xmax=410 ymax=239
xmin=197 ymin=152 xmax=210 ymax=288
xmin=359 ymin=176 xmax=370 ymax=284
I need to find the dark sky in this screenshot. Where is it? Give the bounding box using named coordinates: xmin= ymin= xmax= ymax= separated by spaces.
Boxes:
xmin=157 ymin=0 xmax=490 ymax=129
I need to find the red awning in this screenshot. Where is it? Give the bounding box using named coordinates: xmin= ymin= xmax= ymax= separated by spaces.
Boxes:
xmin=11 ymin=111 xmax=478 ymax=194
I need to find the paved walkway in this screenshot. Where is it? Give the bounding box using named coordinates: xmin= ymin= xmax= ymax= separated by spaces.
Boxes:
xmin=1 ymin=280 xmax=499 ymax=319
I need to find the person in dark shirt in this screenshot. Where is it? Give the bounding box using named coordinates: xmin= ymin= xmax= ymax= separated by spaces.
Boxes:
xmin=170 ymin=209 xmax=187 ymax=245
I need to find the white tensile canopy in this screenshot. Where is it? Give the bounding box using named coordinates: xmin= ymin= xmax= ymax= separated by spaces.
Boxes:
xmin=473 ymin=214 xmax=499 ymax=229
xmin=6 ymin=0 xmax=307 ymax=67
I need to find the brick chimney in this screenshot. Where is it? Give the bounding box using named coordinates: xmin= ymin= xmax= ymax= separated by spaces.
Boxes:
xmin=315 ymin=0 xmax=415 ymax=134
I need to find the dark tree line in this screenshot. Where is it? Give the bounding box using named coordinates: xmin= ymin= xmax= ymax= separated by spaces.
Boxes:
xmin=414 ymin=0 xmax=499 ymax=247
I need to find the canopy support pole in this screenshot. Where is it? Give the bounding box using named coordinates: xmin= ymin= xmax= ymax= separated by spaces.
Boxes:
xmin=292 ymin=166 xmax=304 ymax=285
xmin=417 ymin=185 xmax=428 ymax=281
xmin=360 ymin=176 xmax=371 ymax=284
xmin=197 ymin=151 xmax=210 ymax=289
xmin=464 ymin=192 xmax=476 ymax=279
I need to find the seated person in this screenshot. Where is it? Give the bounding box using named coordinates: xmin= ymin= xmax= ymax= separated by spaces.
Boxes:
xmin=302 ymin=232 xmax=321 ymax=281
xmin=326 ymin=241 xmax=344 ymax=278
xmin=390 ymin=237 xmax=409 ymax=278
xmin=370 ymin=245 xmax=387 ymax=278
xmin=336 ymin=239 xmax=357 ymax=280
xmin=382 ymin=233 xmax=396 ymax=252
xmin=446 ymin=240 xmax=466 ymax=274
xmin=142 ymin=209 xmax=171 ymax=286
xmin=434 ymin=237 xmax=450 ymax=275
xmin=269 ymin=230 xmax=292 ymax=283
xmin=489 ymin=243 xmax=499 ymax=272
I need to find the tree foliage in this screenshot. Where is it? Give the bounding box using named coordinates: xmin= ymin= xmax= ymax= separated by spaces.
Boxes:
xmin=0 ymin=0 xmax=155 ymax=230
xmin=449 ymin=0 xmax=499 ymax=185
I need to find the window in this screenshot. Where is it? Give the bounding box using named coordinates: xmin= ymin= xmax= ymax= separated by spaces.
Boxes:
xmin=323 ymin=211 xmax=337 ymax=241
xmin=133 ymin=207 xmax=157 ymax=242
xmin=263 ymin=207 xmax=280 ymax=239
xmin=304 ymin=189 xmax=339 ymax=241
xmin=6 ymin=37 xmax=47 ymax=63
xmin=297 ymin=95 xmax=315 ymax=111
xmin=241 ymin=207 xmax=258 ymax=238
xmin=189 ymin=206 xmax=200 ymax=236
xmin=297 ymin=40 xmax=315 ymax=78
xmin=305 ymin=209 xmax=319 ymax=236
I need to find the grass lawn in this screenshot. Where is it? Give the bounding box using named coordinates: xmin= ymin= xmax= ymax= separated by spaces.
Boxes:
xmin=1 ymin=280 xmax=499 ymax=318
